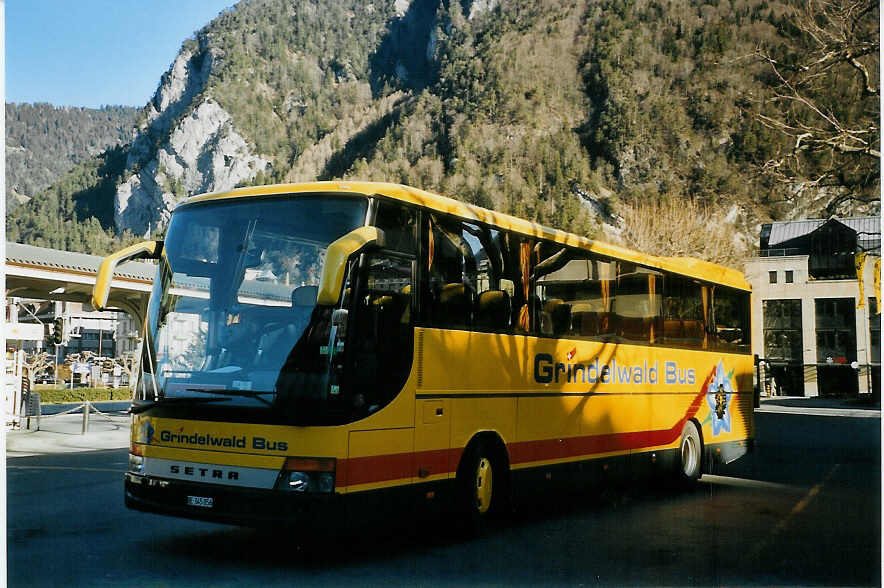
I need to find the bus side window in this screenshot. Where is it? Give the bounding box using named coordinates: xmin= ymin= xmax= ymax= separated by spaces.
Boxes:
xmin=536 ymin=248 xmax=617 ymax=341
xmin=495 ymin=233 xmax=537 ymax=334
xmin=464 ymin=222 xmax=511 ymax=332
xmin=712 ymin=286 xmax=751 ymax=353
xmin=425 ymin=214 xmax=476 ymax=330
xmin=614 ymin=263 xmax=663 ymax=344
xmin=374 ymin=200 xmax=418 ymax=255
xmin=534 ymin=243 xmax=573 ymax=337
xmin=662 ymin=276 xmax=707 ymax=349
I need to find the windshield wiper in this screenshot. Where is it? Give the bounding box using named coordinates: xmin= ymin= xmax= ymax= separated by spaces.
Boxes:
xmin=130 ymin=396 xmax=232 ymax=414
xmin=185 ymin=387 xmax=276 ymax=407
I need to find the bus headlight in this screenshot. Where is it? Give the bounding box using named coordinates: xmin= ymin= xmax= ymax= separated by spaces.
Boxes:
xmin=275 ymin=457 xmax=336 ymax=493
xmin=284 ymin=471 xmax=312 ymax=492
xmin=128 ymin=453 xmax=144 ymax=474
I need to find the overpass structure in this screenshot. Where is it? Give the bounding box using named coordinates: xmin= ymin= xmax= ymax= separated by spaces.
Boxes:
xmin=5 ymin=242 xmax=156 ymax=325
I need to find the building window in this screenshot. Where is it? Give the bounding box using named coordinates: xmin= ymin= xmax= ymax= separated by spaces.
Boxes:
xmin=808 ymin=221 xmax=858 ymax=280
xmin=762 ymin=299 xmax=805 ymax=396
xmin=762 ymin=299 xmax=802 ymax=361
xmin=870 ymin=298 xmax=880 ymax=365
xmin=815 ymin=298 xmax=856 ymax=364
xmin=815 ymin=297 xmax=858 ymax=396
xmin=769 ymin=271 xmax=777 ymax=284
xmin=785 ymin=270 xmax=794 ymax=283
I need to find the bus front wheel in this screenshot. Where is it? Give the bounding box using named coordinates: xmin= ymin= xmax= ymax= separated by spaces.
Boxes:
xmin=456 ymin=440 xmax=502 ymax=531
xmin=677 ymin=420 xmax=703 ymax=484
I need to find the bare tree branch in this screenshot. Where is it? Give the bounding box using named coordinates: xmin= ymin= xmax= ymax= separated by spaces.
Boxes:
xmin=747 ymin=0 xmax=879 ymax=214
xmin=847 ymin=52 xmax=878 ymax=95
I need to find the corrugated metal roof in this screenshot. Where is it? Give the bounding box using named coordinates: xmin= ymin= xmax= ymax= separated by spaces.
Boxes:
xmin=5 ymin=241 xmax=156 ymax=281
xmin=767 ymin=216 xmax=880 ymax=247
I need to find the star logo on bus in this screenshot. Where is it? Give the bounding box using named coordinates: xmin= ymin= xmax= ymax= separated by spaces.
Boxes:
xmin=139 ymin=419 xmax=155 ymax=444
xmin=704 ymin=361 xmax=733 ymax=436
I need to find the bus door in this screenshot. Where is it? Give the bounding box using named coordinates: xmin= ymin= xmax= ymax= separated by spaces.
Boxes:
xmin=345 ymin=251 xmax=418 ymax=512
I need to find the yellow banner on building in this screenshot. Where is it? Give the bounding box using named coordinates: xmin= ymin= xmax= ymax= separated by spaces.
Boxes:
xmin=875 ymin=257 xmax=881 ymax=314
xmin=855 ymin=252 xmax=867 ymax=309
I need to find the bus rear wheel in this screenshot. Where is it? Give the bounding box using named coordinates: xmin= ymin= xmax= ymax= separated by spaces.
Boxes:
xmin=677 ymin=420 xmax=703 ymax=484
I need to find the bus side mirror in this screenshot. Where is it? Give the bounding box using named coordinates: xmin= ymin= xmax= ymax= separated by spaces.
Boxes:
xmin=92 ymin=240 xmax=163 ymax=310
xmin=317 ymin=227 xmax=385 ymax=306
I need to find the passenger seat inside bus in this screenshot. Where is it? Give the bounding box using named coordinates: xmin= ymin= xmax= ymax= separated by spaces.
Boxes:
xmin=436 ymin=283 xmax=474 ymax=330
xmin=664 ymin=318 xmax=706 ymax=346
xmin=541 ymin=298 xmax=571 ymax=336
xmin=475 ymin=290 xmax=511 ymax=331
xmin=256 ymin=285 xmax=318 ymax=371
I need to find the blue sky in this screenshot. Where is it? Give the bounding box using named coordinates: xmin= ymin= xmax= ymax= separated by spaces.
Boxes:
xmin=6 ymin=1 xmax=236 ymax=108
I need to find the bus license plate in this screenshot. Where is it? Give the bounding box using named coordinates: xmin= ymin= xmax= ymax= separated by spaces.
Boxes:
xmin=187 ymin=496 xmax=214 ymax=508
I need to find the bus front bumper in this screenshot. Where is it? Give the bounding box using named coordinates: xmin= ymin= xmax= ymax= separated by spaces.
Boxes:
xmin=125 ymin=473 xmax=344 ymax=527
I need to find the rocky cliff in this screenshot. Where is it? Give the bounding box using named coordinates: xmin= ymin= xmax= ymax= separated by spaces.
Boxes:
xmin=114 ymin=42 xmax=269 ymax=235
xmin=112 ymin=0 xmax=506 ymax=237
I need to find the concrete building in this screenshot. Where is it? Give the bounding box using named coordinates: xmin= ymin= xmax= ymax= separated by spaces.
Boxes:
xmin=63 ymin=303 xmax=119 ymax=358
xmin=114 ymin=312 xmax=142 ymax=358
xmin=745 ymin=217 xmax=880 ymax=397
xmin=7 ymin=299 xmax=142 ymax=361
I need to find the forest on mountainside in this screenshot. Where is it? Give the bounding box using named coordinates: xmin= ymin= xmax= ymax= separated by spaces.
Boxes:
xmin=5 ymin=103 xmax=139 ymax=207
xmin=6 ymin=0 xmax=878 ymax=264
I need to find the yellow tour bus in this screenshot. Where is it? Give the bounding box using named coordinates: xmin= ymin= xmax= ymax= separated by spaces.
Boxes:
xmin=93 ymin=181 xmax=754 ymax=528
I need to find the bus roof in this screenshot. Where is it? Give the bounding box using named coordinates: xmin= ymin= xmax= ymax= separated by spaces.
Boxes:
xmin=183 ymin=181 xmax=750 ymax=291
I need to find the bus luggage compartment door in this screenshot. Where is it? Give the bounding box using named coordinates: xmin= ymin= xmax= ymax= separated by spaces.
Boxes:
xmin=414 ymin=398 xmax=451 ymax=505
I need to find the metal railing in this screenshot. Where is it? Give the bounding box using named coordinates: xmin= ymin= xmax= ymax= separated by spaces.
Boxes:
xmin=18 ymin=390 xmax=124 ymax=433
xmin=755 ymin=359 xmax=881 ymax=398
xmin=755 ymin=248 xmax=806 ymax=258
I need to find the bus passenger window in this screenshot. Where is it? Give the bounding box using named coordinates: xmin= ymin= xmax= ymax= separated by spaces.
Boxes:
xmin=464 ymin=223 xmax=510 ymax=332
xmin=504 ymin=236 xmax=537 ymax=333
xmin=537 ymin=249 xmax=617 ymax=340
xmin=374 ymin=200 xmax=417 ymax=254
xmin=614 ymin=264 xmax=663 ymax=344
xmin=425 ymin=215 xmax=476 ymax=330
xmin=534 ymin=244 xmax=573 ymax=336
xmin=662 ymin=276 xmax=707 ymax=349
xmin=712 ymin=286 xmax=751 ymax=353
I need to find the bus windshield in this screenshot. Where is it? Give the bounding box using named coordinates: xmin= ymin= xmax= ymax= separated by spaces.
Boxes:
xmin=137 ymin=194 xmax=368 ymax=423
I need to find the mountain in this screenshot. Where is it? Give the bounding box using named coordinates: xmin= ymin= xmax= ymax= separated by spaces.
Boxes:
xmin=5 ymin=103 xmax=139 ymax=206
xmin=7 ymin=0 xmax=879 ymax=264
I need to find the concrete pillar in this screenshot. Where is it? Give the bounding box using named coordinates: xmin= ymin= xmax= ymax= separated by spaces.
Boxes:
xmin=801 ymin=296 xmax=819 ymax=397
xmin=855 ymin=299 xmax=871 ymax=394
xmin=8 ymin=297 xmax=18 ymax=324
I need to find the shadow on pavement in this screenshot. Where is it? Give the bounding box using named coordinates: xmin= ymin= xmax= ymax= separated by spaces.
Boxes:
xmin=133 ymin=479 xmax=707 ymax=572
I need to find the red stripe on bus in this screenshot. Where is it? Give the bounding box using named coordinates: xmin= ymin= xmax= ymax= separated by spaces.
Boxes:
xmin=338 ymin=451 xmax=411 ymax=487
xmin=339 ymin=448 xmax=453 ymax=487
xmin=339 ymin=371 xmax=714 ymax=488
xmin=509 ymin=382 xmax=709 ymax=465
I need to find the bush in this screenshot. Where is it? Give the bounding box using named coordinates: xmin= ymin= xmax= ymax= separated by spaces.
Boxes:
xmin=32 ymin=385 xmax=132 ymax=404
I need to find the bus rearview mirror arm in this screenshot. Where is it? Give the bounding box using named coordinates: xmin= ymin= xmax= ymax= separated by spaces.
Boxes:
xmin=317 ymin=227 xmax=385 ymax=306
xmin=92 ymin=240 xmax=163 ymax=310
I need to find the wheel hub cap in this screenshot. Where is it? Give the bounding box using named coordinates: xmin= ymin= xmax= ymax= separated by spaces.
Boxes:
xmin=476 ymin=457 xmax=493 ymax=514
